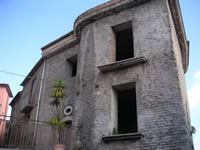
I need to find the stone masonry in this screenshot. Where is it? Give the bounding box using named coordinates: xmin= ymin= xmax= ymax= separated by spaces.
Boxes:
xmin=11 ymin=0 xmax=193 ymax=150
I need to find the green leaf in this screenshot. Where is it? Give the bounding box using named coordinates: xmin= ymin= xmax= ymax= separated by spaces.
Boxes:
xmin=48 ymin=114 xmax=66 ymax=130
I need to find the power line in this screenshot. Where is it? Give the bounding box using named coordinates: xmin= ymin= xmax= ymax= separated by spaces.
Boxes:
xmin=0 ymin=69 xmax=43 ymax=81
xmin=0 ymin=55 xmax=66 ymax=82
xmin=0 ymin=69 xmax=57 ymax=88
xmin=0 ymin=70 xmax=29 ymax=78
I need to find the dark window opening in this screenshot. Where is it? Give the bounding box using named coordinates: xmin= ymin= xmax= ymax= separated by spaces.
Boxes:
xmin=113 ymin=22 xmax=134 ymax=61
xmin=67 ymin=55 xmax=78 ymax=77
xmin=117 ymin=88 xmax=137 ymax=134
xmin=29 ymin=79 xmax=36 ymax=105
xmin=72 ymin=62 xmax=77 ymax=77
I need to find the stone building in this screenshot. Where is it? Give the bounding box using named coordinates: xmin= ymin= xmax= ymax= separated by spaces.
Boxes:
xmin=10 ymin=0 xmax=194 ymax=149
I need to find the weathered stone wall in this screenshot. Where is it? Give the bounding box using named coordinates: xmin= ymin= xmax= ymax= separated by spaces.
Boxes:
xmin=35 ymin=44 xmax=79 ymax=149
xmin=75 ymin=0 xmax=192 ymax=149
xmin=167 ymin=0 xmax=193 ymax=148
xmin=12 ymin=61 xmax=45 ymax=148
xmin=33 ymin=0 xmax=193 ymax=149
xmin=19 ymin=62 xmax=44 ymax=121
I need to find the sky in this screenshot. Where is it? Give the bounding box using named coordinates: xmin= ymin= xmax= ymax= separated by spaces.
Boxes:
xmin=0 ymin=0 xmax=199 ymax=149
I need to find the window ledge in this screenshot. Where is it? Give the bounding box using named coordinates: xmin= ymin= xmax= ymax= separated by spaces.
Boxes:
xmin=102 ymin=133 xmax=143 ymax=142
xmin=98 ymin=57 xmax=146 ymax=72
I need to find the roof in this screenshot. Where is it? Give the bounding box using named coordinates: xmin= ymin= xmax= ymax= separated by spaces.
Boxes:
xmin=9 ymin=91 xmax=21 ymax=107
xmin=0 ymin=84 xmax=13 ymax=97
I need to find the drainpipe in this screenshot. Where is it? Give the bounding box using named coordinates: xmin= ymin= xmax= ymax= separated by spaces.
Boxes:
xmin=32 ymin=58 xmax=46 ymax=147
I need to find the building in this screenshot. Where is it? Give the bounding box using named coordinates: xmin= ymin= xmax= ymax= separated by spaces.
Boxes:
xmin=10 ymin=0 xmax=194 ymax=149
xmin=0 ymin=84 xmax=13 ymax=144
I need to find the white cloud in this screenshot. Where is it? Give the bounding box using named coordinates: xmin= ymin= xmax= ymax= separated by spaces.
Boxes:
xmin=188 ymin=72 xmax=200 ymax=110
xmin=194 ymin=72 xmax=200 ymax=79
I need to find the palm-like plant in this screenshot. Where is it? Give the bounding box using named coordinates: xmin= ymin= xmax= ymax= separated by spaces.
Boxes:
xmin=48 ymin=115 xmax=65 ymax=143
xmin=49 ymin=78 xmax=67 ymax=116
xmin=48 ymin=78 xmax=67 ymax=144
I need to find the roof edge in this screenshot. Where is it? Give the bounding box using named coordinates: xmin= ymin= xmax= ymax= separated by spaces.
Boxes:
xmin=10 ymin=91 xmax=22 ymax=107
xmin=41 ymin=0 xmax=150 ymax=55
xmin=0 ymin=84 xmax=13 ymax=97
xmin=41 ymin=31 xmax=74 ymax=51
xmin=74 ymin=0 xmax=150 ymax=38
xmin=168 ymin=0 xmax=189 ymax=73
xmin=21 ymin=57 xmax=44 ymax=86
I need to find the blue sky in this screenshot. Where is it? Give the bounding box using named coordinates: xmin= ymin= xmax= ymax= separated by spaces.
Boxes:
xmin=0 ymin=0 xmax=199 ymax=149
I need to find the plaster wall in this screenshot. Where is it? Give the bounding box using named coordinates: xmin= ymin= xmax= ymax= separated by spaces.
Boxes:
xmin=0 ymin=87 xmax=10 ymax=143
xmin=0 ymin=87 xmax=9 ymax=117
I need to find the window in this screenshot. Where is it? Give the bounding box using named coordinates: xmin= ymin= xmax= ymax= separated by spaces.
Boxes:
xmin=72 ymin=62 xmax=77 ymax=77
xmin=112 ymin=21 xmax=134 ymax=61
xmin=67 ymin=55 xmax=78 ymax=77
xmin=29 ymin=79 xmax=36 ymax=105
xmin=113 ymin=83 xmax=137 ymax=134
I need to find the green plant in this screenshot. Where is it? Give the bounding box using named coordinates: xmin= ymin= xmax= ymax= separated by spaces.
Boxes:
xmin=48 ymin=78 xmax=67 ymax=144
xmin=191 ymin=126 xmax=196 ymax=134
xmin=112 ymin=128 xmax=118 ymax=135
